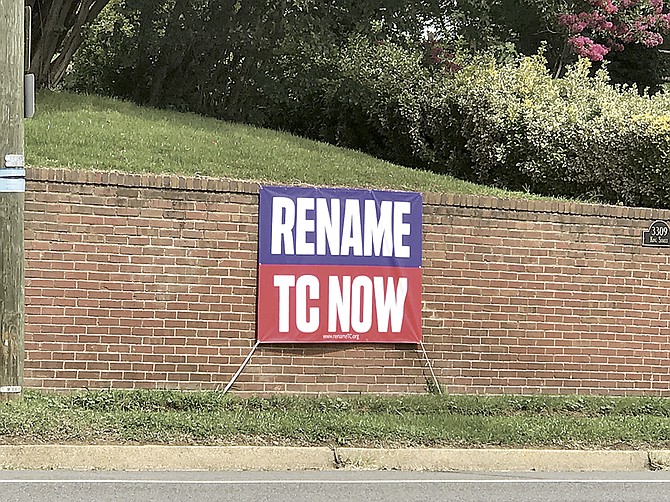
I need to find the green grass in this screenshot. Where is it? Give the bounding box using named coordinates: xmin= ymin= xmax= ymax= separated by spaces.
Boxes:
xmin=4 ymin=391 xmax=670 ymax=448
xmin=25 ymin=91 xmax=539 ymax=197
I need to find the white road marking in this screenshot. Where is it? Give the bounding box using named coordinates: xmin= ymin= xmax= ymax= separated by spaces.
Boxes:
xmin=1 ymin=479 xmax=670 ymax=485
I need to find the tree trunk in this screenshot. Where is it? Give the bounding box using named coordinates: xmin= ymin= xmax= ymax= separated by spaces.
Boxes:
xmin=133 ymin=0 xmax=162 ymax=103
xmin=28 ymin=0 xmax=111 ymax=88
xmin=147 ymin=0 xmax=191 ymax=106
xmin=48 ymin=0 xmax=109 ymax=86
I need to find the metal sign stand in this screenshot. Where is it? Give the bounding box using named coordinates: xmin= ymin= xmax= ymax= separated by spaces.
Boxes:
xmin=418 ymin=341 xmax=443 ymax=395
xmin=223 ymin=341 xmax=260 ymax=394
xmin=223 ymin=340 xmax=442 ymax=396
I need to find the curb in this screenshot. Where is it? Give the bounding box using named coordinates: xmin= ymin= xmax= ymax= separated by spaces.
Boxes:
xmin=649 ymin=450 xmax=670 ymax=470
xmin=0 ymin=446 xmax=666 ymax=472
xmin=337 ymin=448 xmax=651 ymax=472
xmin=0 ymin=445 xmax=335 ymax=471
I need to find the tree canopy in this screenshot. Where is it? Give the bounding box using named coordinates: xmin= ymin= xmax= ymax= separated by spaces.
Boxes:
xmin=31 ymin=0 xmax=670 ymax=89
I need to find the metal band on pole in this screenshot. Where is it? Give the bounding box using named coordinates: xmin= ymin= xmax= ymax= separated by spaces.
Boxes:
xmin=0 ymin=165 xmax=26 ymax=193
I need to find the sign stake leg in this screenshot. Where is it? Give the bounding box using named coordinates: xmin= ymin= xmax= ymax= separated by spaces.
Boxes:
xmin=223 ymin=341 xmax=260 ymax=395
xmin=419 ymin=341 xmax=442 ymax=395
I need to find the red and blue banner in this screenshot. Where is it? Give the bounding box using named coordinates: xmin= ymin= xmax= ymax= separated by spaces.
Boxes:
xmin=257 ymin=186 xmax=422 ymax=343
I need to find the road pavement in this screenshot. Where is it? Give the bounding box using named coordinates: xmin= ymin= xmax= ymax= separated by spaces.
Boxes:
xmin=2 ymin=471 xmax=670 ymax=502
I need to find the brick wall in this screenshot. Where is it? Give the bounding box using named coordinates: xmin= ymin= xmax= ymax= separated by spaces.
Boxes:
xmin=23 ymin=168 xmax=670 ymax=395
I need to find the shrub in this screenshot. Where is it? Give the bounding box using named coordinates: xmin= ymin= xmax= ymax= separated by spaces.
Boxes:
xmin=448 ymin=53 xmax=670 ymax=207
xmin=267 ymin=36 xmax=453 ymax=170
xmin=66 ymin=0 xmax=138 ymax=97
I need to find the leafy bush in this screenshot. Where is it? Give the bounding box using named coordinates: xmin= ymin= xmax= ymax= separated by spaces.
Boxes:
xmin=266 ymin=36 xmax=452 ymax=169
xmin=66 ymin=0 xmax=138 ymax=97
xmin=448 ymin=53 xmax=670 ymax=207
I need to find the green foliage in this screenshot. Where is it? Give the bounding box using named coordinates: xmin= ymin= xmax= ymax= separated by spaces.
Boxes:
xmin=448 ymin=53 xmax=670 ymax=207
xmin=69 ymin=0 xmax=286 ymax=120
xmin=606 ymin=44 xmax=670 ymax=93
xmin=64 ymin=0 xmax=670 ymax=209
xmin=66 ymin=0 xmax=138 ymax=97
xmin=440 ymin=0 xmax=570 ymax=68
xmin=67 ymin=0 xmax=440 ymax=119
xmin=443 ymin=0 xmax=568 ymax=49
xmin=441 ymin=0 xmax=670 ymax=90
xmin=267 ymin=36 xmax=445 ymax=168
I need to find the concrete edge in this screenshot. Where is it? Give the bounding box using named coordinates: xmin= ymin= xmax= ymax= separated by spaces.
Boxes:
xmin=648 ymin=450 xmax=670 ymax=470
xmin=0 ymin=446 xmax=335 ymax=471
xmin=336 ymin=448 xmax=652 ymax=472
xmin=0 ymin=446 xmax=664 ymax=472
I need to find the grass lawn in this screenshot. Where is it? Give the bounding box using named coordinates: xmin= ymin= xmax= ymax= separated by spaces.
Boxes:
xmin=3 ymin=390 xmax=670 ymax=449
xmin=25 ymin=91 xmax=541 ymax=198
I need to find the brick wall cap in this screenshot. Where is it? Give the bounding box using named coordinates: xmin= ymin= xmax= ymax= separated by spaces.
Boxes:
xmin=26 ymin=167 xmax=670 ymax=221
xmin=423 ymin=190 xmax=670 ymax=221
xmin=26 ymin=167 xmax=261 ymax=195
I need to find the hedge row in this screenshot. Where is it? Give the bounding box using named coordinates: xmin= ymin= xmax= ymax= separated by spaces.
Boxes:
xmin=69 ymin=9 xmax=670 ymax=208
xmin=450 ymin=55 xmax=670 ymax=208
xmin=268 ymin=43 xmax=670 ymax=209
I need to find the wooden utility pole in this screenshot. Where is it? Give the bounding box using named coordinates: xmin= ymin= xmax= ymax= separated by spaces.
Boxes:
xmin=0 ymin=0 xmax=25 ymax=401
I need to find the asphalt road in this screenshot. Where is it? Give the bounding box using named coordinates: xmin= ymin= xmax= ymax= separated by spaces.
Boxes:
xmin=3 ymin=471 xmax=670 ymax=502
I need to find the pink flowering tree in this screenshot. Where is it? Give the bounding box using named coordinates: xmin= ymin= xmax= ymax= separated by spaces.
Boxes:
xmin=559 ymin=0 xmax=670 ymax=61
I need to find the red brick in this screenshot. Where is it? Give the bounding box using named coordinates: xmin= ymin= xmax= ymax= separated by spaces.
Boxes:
xmin=23 ymin=168 xmax=670 ymax=395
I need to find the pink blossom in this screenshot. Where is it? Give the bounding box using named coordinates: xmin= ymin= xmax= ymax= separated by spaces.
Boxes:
xmin=559 ymin=0 xmax=670 ymax=60
xmin=650 ymin=0 xmax=664 ymax=13
xmin=642 ymin=31 xmax=664 ymax=46
xmin=569 ymin=36 xmax=611 ymax=61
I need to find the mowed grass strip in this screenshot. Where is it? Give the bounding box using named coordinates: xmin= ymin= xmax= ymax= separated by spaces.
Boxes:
xmin=2 ymin=391 xmax=670 ymax=448
xmin=26 ymin=91 xmax=539 ymax=197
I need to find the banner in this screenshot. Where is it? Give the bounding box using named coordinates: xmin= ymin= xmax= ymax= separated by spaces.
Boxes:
xmin=257 ymin=186 xmax=422 ymax=343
